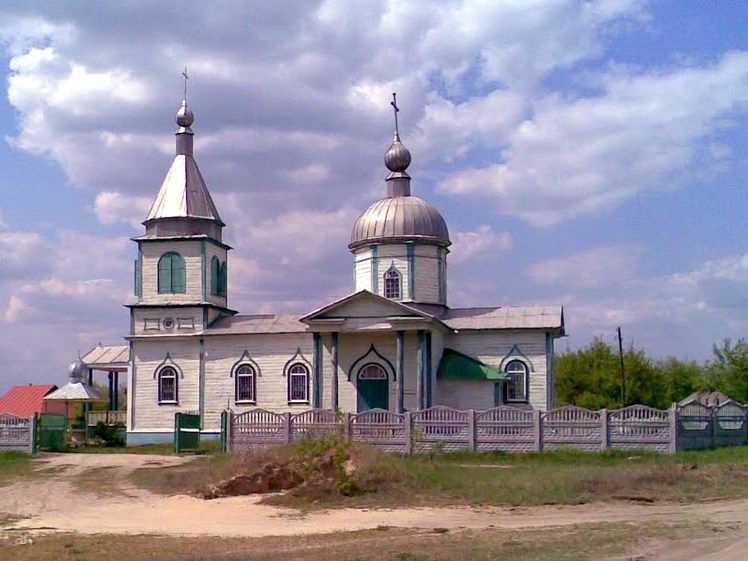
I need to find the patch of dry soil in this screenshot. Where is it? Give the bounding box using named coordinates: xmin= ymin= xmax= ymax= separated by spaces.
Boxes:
xmin=1 ymin=453 xmax=747 ymax=548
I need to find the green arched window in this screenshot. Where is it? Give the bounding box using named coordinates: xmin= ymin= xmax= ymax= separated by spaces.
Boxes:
xmin=158 ymin=252 xmax=186 ymax=293
xmin=211 ymin=256 xmax=221 ymax=296
xmin=220 ymin=261 xmax=228 ymax=296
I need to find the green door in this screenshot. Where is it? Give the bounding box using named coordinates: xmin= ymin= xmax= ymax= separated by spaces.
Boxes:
xmin=38 ymin=413 xmax=66 ymax=452
xmin=357 ymin=363 xmax=389 ymax=412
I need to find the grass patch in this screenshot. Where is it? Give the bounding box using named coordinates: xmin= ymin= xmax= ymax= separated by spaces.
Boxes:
xmin=0 ymin=520 xmax=716 ymax=561
xmin=129 ymin=439 xmax=748 ymax=509
xmin=0 ymin=452 xmax=34 ymax=487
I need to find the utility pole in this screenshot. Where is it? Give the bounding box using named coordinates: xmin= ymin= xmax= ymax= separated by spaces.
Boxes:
xmin=617 ymin=326 xmax=626 ymax=407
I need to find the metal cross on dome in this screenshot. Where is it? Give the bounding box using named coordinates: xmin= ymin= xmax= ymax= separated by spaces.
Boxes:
xmin=390 ymin=92 xmax=401 ymax=139
xmin=182 ymin=67 xmax=189 ymax=102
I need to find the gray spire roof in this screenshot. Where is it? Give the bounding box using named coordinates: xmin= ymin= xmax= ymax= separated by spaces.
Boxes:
xmin=145 ymin=100 xmax=223 ymax=226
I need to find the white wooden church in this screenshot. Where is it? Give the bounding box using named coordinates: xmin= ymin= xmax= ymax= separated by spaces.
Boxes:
xmin=98 ymin=98 xmax=564 ymax=445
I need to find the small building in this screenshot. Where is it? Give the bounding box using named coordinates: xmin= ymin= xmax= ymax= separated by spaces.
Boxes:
xmin=124 ymin=98 xmax=565 ymax=445
xmin=0 ymin=384 xmax=65 ymax=417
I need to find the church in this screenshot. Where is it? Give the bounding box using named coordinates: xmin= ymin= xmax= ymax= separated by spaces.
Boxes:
xmin=123 ymin=97 xmax=565 ymax=445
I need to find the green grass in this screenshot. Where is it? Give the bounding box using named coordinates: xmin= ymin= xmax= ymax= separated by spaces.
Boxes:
xmin=0 ymin=451 xmax=34 ymax=487
xmin=128 ymin=438 xmax=748 ymax=510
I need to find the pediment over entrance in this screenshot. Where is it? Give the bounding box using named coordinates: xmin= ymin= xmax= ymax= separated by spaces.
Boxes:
xmin=302 ymin=290 xmax=431 ymax=322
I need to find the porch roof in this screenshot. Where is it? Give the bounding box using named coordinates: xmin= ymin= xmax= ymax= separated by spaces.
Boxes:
xmin=437 ymin=348 xmax=509 ymax=381
xmin=81 ymin=345 xmax=130 ymax=372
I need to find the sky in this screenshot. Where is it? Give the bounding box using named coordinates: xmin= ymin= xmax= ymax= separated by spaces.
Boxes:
xmin=0 ymin=0 xmax=746 ymax=392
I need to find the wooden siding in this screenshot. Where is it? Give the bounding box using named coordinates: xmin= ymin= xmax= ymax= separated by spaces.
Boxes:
xmin=204 ymin=242 xmax=228 ymax=308
xmin=140 ymin=240 xmax=204 ymax=304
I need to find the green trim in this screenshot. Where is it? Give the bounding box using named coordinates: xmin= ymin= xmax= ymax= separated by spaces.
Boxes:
xmin=157 ymin=252 xmax=186 ymax=294
xmin=201 ymin=241 xmax=207 ymax=301
xmin=406 ymin=243 xmax=415 ymax=300
xmin=437 ymin=348 xmax=509 ymax=381
xmin=370 ymin=245 xmax=379 ymax=295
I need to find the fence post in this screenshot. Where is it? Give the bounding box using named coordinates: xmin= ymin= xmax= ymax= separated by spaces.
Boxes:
xmin=668 ymin=403 xmax=679 ymax=454
xmin=532 ymin=410 xmax=542 ymax=452
xmin=711 ymin=406 xmax=718 ymax=448
xmin=344 ymin=413 xmax=352 ymax=438
xmin=284 ymin=412 xmax=292 ymax=443
xmin=29 ymin=414 xmax=38 ymax=454
xmin=468 ymin=409 xmax=477 ymax=452
xmin=404 ymin=411 xmax=413 ymax=456
xmin=600 ymin=408 xmax=608 ymax=451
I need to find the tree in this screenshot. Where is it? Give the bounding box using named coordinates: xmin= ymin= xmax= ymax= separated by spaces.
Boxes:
xmin=707 ymin=338 xmax=748 ymax=403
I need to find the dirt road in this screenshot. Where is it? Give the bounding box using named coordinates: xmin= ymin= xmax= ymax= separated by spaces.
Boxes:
xmin=1 ymin=453 xmax=746 ymax=559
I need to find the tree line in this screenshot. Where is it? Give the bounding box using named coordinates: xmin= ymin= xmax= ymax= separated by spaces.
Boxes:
xmin=554 ymin=337 xmax=748 ymax=409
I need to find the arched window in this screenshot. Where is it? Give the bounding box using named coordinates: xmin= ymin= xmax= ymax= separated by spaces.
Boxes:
xmin=358 ymin=363 xmax=387 ymax=380
xmin=211 ymin=256 xmax=221 ymax=296
xmin=220 ymin=261 xmax=227 ymax=296
xmin=383 ymin=266 xmax=401 ymax=299
xmin=287 ymin=363 xmax=309 ymax=403
xmin=158 ymin=366 xmax=178 ymax=403
xmin=235 ymin=364 xmax=256 ymax=403
xmin=158 ymin=252 xmax=186 ymax=294
xmin=505 ymin=360 xmax=528 ymax=403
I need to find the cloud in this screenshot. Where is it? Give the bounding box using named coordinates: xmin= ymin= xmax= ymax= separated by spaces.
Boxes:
xmin=450 ymin=225 xmax=511 ymax=265
xmin=438 ymin=51 xmax=748 ymax=226
xmin=94 ymin=191 xmax=152 ymax=228
xmin=528 ymin=245 xmax=640 ymax=288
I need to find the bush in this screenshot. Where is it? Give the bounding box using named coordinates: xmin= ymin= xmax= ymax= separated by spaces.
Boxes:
xmin=92 ymin=422 xmax=126 ymax=447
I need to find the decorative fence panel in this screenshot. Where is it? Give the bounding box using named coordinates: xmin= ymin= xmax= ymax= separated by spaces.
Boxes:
xmin=0 ymin=413 xmax=33 ymax=452
xmin=224 ymin=401 xmax=747 ymax=454
xmin=412 ymin=406 xmax=470 ymax=453
xmin=542 ymin=406 xmax=602 ymax=451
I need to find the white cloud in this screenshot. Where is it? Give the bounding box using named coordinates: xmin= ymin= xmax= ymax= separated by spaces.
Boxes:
xmin=94 ymin=191 xmax=152 ymax=228
xmin=450 ymin=225 xmax=511 ymax=265
xmin=528 ymin=245 xmax=640 ymax=288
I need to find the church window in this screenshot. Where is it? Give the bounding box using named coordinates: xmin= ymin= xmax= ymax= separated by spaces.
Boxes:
xmin=220 ymin=261 xmax=227 ymax=296
xmin=158 ymin=252 xmax=186 ymax=293
xmin=158 ymin=366 xmax=178 ymax=403
xmin=505 ymin=360 xmax=528 ymax=403
xmin=383 ymin=266 xmax=401 ymax=299
xmin=358 ymin=363 xmax=387 ymax=380
xmin=235 ymin=364 xmax=256 ymax=403
xmin=287 ymin=363 xmax=309 ymax=403
xmin=211 ymin=256 xmax=220 ymax=296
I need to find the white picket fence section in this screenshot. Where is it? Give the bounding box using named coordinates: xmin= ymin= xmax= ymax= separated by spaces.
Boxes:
xmin=226 ymin=401 xmax=748 ymax=455
xmin=0 ymin=413 xmax=34 ymax=452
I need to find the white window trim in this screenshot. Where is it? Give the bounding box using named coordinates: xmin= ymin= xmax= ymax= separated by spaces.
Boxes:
xmin=234 ymin=364 xmax=257 ymax=405
xmin=288 ymin=364 xmax=310 ymax=404
xmin=157 ymin=366 xmax=179 ymax=405
xmin=504 ymin=360 xmax=529 ymax=404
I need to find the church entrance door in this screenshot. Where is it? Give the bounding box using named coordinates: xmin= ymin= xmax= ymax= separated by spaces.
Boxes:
xmin=356 ymin=363 xmax=389 ymax=412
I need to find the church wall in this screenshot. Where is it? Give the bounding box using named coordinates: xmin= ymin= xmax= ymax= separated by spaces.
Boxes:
xmin=430 ymin=329 xmax=445 ymax=406
xmin=129 ymin=338 xmax=200 ymax=432
xmin=376 ymin=244 xmax=410 ymax=300
xmin=441 ymin=329 xmax=550 ymax=410
xmin=204 ymin=241 xmax=228 ymax=308
xmin=411 ymin=250 xmax=441 ymax=303
xmin=436 ymin=379 xmax=497 ymax=410
xmin=202 ymin=333 xmax=314 ymax=431
xmin=141 ymin=240 xmax=203 ymax=304
xmin=131 ymin=307 xmax=203 ymax=336
xmin=354 ymin=248 xmax=374 ymax=293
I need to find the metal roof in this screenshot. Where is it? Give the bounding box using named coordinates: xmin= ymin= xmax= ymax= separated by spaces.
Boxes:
xmin=81 ymin=345 xmax=130 ymax=371
xmin=43 ymin=382 xmax=107 ymax=403
xmin=145 ymin=101 xmax=223 ymax=226
xmin=443 ymin=305 xmax=564 ymax=332
xmin=0 ymin=384 xmax=57 ymax=417
xmin=206 ymin=314 xmax=309 ymax=335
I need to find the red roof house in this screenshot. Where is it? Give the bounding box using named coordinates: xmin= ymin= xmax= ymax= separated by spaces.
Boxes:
xmin=0 ymin=384 xmax=62 ymax=417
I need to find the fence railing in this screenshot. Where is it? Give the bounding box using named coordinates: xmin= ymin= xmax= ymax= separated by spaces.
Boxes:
xmin=225 ymin=400 xmax=748 ymax=455
xmin=0 ymin=413 xmax=34 ymax=453
xmin=86 ymin=410 xmax=126 ymax=427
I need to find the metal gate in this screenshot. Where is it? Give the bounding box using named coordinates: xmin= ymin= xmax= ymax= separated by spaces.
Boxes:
xmin=174 ymin=412 xmax=201 ymax=453
xmin=37 ymin=413 xmax=67 ymax=452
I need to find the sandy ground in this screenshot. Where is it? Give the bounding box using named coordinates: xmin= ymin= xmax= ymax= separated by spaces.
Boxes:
xmin=1 ymin=453 xmax=746 ymax=559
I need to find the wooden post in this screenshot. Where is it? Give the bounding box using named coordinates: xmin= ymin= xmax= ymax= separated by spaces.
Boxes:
xmin=468 ymin=409 xmax=477 ymax=452
xmin=108 ymin=371 xmax=114 ymax=411
xmin=331 ymin=332 xmax=339 ymax=412
xmin=344 ymin=412 xmax=352 ymax=438
xmin=532 ymin=410 xmax=542 ymax=452
xmin=284 ymin=412 xmax=292 ymax=443
xmin=113 ymin=372 xmax=119 ymax=411
xmin=404 ymin=411 xmax=413 ymax=455
xmin=416 ymin=330 xmax=425 ymax=411
xmin=395 ymin=330 xmax=404 ymax=414
xmin=312 ymin=332 xmax=322 ymax=408
xmin=668 ymin=403 xmax=679 ymax=454
xmin=600 ymin=409 xmax=609 ymax=451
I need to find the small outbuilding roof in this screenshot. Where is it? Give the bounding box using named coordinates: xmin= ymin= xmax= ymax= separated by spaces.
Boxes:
xmin=206 ymin=314 xmax=308 ymax=335
xmin=0 ymin=384 xmax=58 ymax=417
xmin=442 ymin=305 xmax=564 ymax=333
xmin=81 ymin=345 xmax=130 ymax=371
xmin=678 ymin=391 xmax=734 ymax=407
xmin=44 ymin=383 xmax=107 ymax=403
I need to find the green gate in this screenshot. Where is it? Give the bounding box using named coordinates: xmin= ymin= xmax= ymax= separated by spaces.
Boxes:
xmin=37 ymin=413 xmax=67 ymax=452
xmin=174 ymin=412 xmax=201 ymax=453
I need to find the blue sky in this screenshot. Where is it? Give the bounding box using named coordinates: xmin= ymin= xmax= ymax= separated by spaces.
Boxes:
xmin=0 ymin=1 xmax=746 ymax=391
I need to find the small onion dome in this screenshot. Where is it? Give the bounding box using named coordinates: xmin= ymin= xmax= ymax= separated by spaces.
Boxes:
xmin=349 ymin=196 xmax=450 ymax=250
xmin=68 ymin=359 xmax=88 ymax=382
xmin=176 ymin=99 xmax=194 ymax=128
xmin=384 ymin=137 xmax=411 ymax=172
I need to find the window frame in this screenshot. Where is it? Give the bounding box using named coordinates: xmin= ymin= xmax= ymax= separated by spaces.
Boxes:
xmin=211 ymin=256 xmax=220 ymax=296
xmin=287 ymin=362 xmax=310 ymax=404
xmin=157 ymin=252 xmax=186 ymax=294
xmin=383 ymin=266 xmax=401 ymax=300
xmin=157 ymin=366 xmax=179 ymax=404
xmin=358 ymin=362 xmax=388 ymax=380
xmin=504 ymin=360 xmax=529 ymax=403
xmin=234 ymin=363 xmax=257 ymax=404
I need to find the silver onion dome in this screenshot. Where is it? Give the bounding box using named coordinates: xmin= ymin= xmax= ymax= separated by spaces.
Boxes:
xmin=349 ymin=196 xmax=450 ymax=250
xmin=68 ymin=358 xmax=88 ymax=382
xmin=385 ymin=137 xmax=411 ymax=172
xmin=176 ymin=99 xmax=194 ymax=128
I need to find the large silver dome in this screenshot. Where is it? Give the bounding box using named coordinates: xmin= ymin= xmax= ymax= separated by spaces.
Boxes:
xmin=349 ymin=196 xmax=450 ymax=250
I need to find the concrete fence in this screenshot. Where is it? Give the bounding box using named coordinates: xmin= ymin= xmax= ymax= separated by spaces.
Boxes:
xmin=225 ymin=400 xmax=748 ymax=455
xmin=0 ymin=413 xmax=35 ymax=453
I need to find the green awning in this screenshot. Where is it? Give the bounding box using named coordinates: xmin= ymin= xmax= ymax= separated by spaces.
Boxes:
xmin=437 ymin=349 xmax=509 ymax=381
